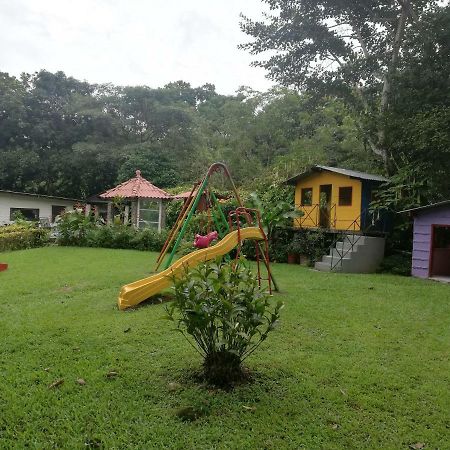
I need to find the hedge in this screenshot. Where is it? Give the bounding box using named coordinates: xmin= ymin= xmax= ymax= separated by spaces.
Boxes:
xmin=58 ymin=225 xmax=170 ymax=253
xmin=0 ymin=225 xmax=50 ymax=252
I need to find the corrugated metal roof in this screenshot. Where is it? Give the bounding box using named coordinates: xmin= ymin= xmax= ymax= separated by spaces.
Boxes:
xmin=285 ymin=165 xmax=389 ymax=185
xmin=0 ymin=189 xmax=80 ymax=202
xmin=99 ymin=170 xmax=171 ymax=199
xmin=398 ymin=200 xmax=450 ymax=214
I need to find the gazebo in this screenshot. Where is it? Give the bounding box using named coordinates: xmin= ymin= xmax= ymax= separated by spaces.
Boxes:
xmin=99 ymin=170 xmax=171 ymax=232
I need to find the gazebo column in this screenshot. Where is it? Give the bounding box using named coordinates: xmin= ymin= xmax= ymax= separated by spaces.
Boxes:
xmin=106 ymin=202 xmax=112 ymax=225
xmin=124 ymin=204 xmax=130 ymax=225
xmin=84 ymin=203 xmax=91 ymax=217
xmin=131 ymin=201 xmax=138 ymax=228
xmin=137 ymin=198 xmax=140 ymax=228
xmin=158 ymin=200 xmax=166 ymax=232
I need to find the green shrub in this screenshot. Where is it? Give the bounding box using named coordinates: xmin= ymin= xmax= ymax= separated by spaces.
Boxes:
xmin=166 ymin=258 xmax=283 ymax=385
xmin=289 ymin=229 xmax=331 ymax=266
xmin=85 ymin=227 xmax=113 ymax=248
xmin=248 ymin=192 xmax=301 ymax=241
xmin=0 ymin=225 xmax=49 ymax=252
xmin=269 ymin=227 xmax=295 ymax=262
xmin=378 ymin=253 xmax=412 ymax=276
xmin=0 ymin=223 xmax=32 ymax=235
xmin=82 ymin=226 xmax=168 ymax=252
xmin=170 ymin=239 xmax=195 ymax=257
xmin=109 ymin=226 xmax=135 ymax=249
xmin=165 ymin=200 xmax=184 ymax=230
xmin=129 ymin=228 xmax=168 ymax=251
xmin=56 ymin=207 xmax=169 ymax=252
xmin=56 ymin=208 xmax=96 ymax=246
xmin=241 ymin=227 xmax=294 ymax=263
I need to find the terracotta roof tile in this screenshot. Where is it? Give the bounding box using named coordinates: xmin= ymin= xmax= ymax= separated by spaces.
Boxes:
xmin=99 ymin=170 xmax=171 ymax=199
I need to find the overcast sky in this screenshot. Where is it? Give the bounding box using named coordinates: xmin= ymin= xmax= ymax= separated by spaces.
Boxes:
xmin=0 ymin=0 xmax=274 ymax=94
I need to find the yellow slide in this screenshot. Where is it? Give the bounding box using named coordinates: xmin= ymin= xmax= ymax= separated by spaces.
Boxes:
xmin=118 ymin=227 xmax=264 ymax=310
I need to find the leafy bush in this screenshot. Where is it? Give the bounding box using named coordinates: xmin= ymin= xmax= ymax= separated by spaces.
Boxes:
xmin=289 ymin=229 xmax=331 ymax=266
xmin=378 ymin=253 xmax=412 ymax=276
xmin=67 ymin=224 xmax=169 ymax=252
xmin=129 ymin=228 xmax=168 ymax=252
xmin=85 ymin=226 xmax=114 ymax=248
xmin=248 ymin=192 xmax=301 ymax=240
xmin=0 ymin=224 xmax=49 ymax=252
xmin=173 ymin=239 xmax=196 ymax=257
xmin=165 ymin=199 xmax=184 ymax=230
xmin=241 ymin=226 xmax=294 ymax=263
xmin=56 ymin=208 xmax=96 ymax=246
xmin=269 ymin=227 xmax=295 ymax=262
xmin=56 ymin=207 xmax=169 ymax=252
xmin=166 ymin=258 xmax=283 ymax=385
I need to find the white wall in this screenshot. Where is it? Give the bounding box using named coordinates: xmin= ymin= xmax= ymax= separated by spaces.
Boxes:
xmin=0 ymin=192 xmax=76 ymax=225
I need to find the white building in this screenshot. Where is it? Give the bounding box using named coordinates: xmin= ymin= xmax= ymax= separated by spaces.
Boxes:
xmin=0 ymin=190 xmax=78 ymax=226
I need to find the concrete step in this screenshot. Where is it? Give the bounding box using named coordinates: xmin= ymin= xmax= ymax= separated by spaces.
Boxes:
xmin=330 ymin=247 xmax=358 ymax=259
xmin=341 ymin=235 xmax=367 ymax=245
xmin=335 ymin=240 xmax=364 ymax=252
xmin=318 ymin=236 xmax=386 ymax=274
xmin=314 ymin=261 xmax=342 ymax=272
xmin=321 ymin=255 xmax=352 ymax=266
xmin=343 ymin=235 xmax=384 ymax=244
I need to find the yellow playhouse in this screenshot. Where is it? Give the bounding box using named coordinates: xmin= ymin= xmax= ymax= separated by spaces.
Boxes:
xmin=286 ymin=165 xmax=388 ymax=231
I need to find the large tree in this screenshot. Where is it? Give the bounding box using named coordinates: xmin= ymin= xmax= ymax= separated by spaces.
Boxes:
xmin=240 ymin=0 xmax=441 ymax=171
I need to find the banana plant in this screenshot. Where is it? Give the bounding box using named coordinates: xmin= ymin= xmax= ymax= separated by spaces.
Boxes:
xmin=248 ymin=192 xmax=302 ymax=239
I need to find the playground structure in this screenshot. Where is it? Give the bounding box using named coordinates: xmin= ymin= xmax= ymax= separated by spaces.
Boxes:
xmin=118 ymin=163 xmax=277 ymax=310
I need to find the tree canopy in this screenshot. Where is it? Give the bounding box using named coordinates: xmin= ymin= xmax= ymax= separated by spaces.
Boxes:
xmin=0 ymin=70 xmax=371 ymax=198
xmin=240 ymin=0 xmax=448 ymax=173
xmin=0 ymin=1 xmax=448 ymax=211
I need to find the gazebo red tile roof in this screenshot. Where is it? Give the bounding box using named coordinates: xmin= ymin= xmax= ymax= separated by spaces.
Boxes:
xmin=99 ymin=170 xmax=171 ymax=199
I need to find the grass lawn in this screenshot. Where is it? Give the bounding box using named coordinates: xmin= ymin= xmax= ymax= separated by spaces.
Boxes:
xmin=0 ymin=247 xmax=449 ymax=449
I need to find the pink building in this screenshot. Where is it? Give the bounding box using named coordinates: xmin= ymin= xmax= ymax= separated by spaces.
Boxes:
xmin=401 ymin=201 xmax=450 ymax=281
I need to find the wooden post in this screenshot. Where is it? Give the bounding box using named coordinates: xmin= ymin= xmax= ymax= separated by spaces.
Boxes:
xmin=84 ymin=203 xmax=91 ymax=217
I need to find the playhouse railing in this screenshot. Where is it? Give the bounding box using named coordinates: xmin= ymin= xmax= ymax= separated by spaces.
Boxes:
xmin=296 ymin=203 xmax=337 ymax=229
xmin=327 ymin=208 xmax=388 ymax=271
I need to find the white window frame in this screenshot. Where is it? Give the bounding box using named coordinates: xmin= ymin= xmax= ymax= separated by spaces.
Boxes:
xmin=137 ymin=199 xmax=161 ymax=231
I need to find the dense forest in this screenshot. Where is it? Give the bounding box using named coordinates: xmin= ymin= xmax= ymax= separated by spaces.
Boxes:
xmin=0 ymin=73 xmax=375 ymax=197
xmin=0 ymin=2 xmax=449 ymax=214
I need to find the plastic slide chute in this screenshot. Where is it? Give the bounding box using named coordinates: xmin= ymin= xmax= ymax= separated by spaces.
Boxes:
xmin=118 ymin=227 xmax=264 ymax=310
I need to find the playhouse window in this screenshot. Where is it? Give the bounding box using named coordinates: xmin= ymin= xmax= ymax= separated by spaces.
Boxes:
xmin=339 ymin=187 xmax=353 ymax=206
xmin=301 ymin=188 xmax=313 ymax=206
